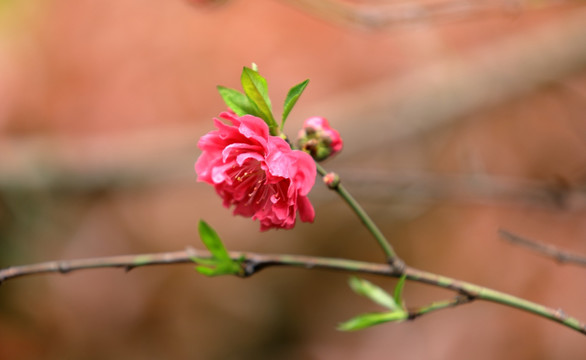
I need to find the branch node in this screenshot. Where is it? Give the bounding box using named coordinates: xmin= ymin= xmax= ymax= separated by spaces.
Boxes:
xmin=388 ymin=257 xmax=405 ymax=274
xmin=57 ymin=262 xmax=71 ymax=274
xmin=555 ymin=307 xmax=567 ymax=319
xmin=242 ymin=260 xmax=258 ymax=277
xmin=457 ymin=288 xmax=477 ymax=300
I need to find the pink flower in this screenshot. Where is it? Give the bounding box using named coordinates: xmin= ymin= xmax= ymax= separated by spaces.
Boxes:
xmin=297 ymin=117 xmax=343 ymax=161
xmin=195 ymin=112 xmax=316 ymax=231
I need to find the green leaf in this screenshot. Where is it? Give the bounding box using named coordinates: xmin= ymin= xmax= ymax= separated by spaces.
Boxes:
xmin=198 ymin=220 xmax=231 ymax=262
xmin=217 ymin=86 xmax=262 ymax=117
xmin=338 ymin=311 xmax=408 ymax=331
xmin=240 ymin=67 xmax=277 ymax=131
xmin=281 ymin=79 xmax=309 ymax=128
xmin=349 ymin=276 xmax=399 ymax=310
xmin=393 ymin=274 xmax=407 ymax=308
xmin=193 ymin=220 xmax=242 ymax=277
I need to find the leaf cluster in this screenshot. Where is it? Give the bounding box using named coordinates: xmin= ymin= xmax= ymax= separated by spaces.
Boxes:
xmin=192 ymin=220 xmax=243 ymax=277
xmin=338 ymin=276 xmax=408 ymax=331
xmin=217 ymin=65 xmax=309 ymax=136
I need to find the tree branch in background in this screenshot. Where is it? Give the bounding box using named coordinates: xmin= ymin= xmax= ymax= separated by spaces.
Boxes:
xmin=284 ymin=0 xmax=583 ymax=29
xmin=500 ymin=229 xmax=586 ymax=267
xmin=336 ymin=171 xmax=586 ymax=210
xmin=2 ymin=9 xmax=586 ymax=193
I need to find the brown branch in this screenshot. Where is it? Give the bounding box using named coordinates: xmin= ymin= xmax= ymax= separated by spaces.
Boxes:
xmin=499 ymin=229 xmax=586 ymax=266
xmin=284 ymin=0 xmax=583 ymax=29
xmin=337 ymin=171 xmax=586 ymax=210
xmin=300 ymin=8 xmax=586 ymax=156
xmin=1 ymin=248 xmax=585 ymax=335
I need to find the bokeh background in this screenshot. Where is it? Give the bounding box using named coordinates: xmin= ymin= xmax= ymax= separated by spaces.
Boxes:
xmin=1 ymin=0 xmax=586 ymax=358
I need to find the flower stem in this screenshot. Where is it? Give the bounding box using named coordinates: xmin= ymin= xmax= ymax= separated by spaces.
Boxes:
xmin=316 ymin=163 xmax=401 ymax=267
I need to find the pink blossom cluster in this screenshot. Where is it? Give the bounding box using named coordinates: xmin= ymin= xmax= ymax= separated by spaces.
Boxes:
xmin=196 ymin=112 xmax=316 ymax=231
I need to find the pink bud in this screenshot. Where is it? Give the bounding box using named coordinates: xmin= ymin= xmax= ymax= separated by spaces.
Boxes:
xmin=323 ymin=172 xmax=340 ymax=189
xmin=297 ymin=117 xmax=343 ymax=161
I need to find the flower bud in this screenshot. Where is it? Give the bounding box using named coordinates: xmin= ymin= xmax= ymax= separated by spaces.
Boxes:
xmin=323 ymin=172 xmax=340 ymax=189
xmin=297 ymin=117 xmax=343 ymax=161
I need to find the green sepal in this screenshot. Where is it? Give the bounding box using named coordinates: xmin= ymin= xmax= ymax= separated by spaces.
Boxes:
xmin=349 ymin=276 xmax=400 ymax=310
xmin=337 ymin=310 xmax=408 ymax=332
xmin=240 ymin=66 xmax=278 ymax=133
xmin=193 ymin=220 xmax=242 ymax=277
xmin=217 ymin=86 xmax=263 ymax=118
xmin=281 ymin=79 xmax=309 ymax=128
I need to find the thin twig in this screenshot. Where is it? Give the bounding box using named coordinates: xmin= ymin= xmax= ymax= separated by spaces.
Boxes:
xmin=1 ymin=248 xmax=585 ymax=335
xmin=408 ymin=295 xmax=475 ymax=320
xmin=499 ymin=229 xmax=586 ymax=267
xmin=336 ymin=171 xmax=586 ymax=210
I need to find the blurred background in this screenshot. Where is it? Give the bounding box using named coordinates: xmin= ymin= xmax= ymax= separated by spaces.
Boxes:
xmin=1 ymin=0 xmax=586 ymax=358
